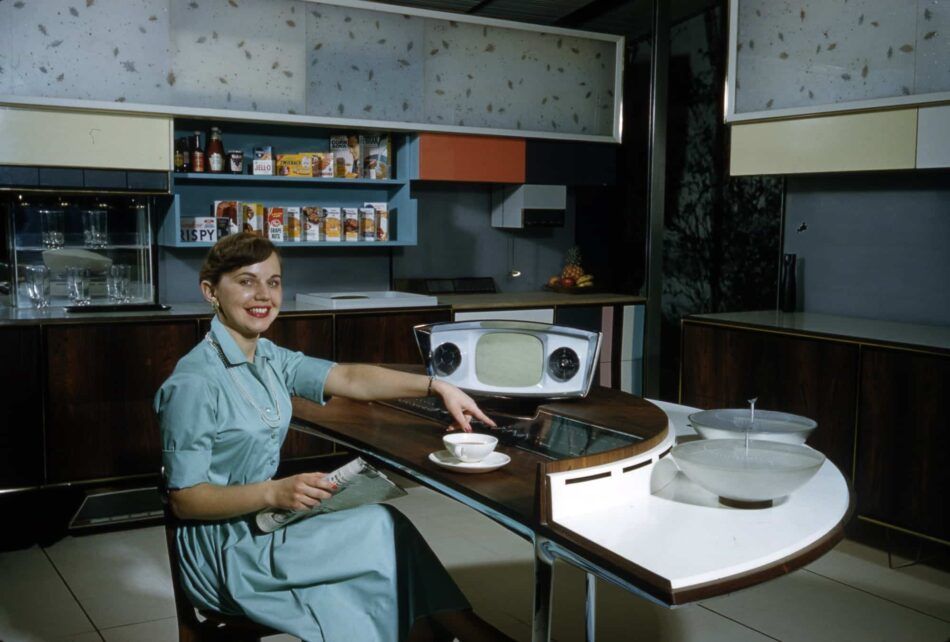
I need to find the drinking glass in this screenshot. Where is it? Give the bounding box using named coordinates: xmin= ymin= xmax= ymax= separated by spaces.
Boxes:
xmin=40 ymin=209 xmax=65 ymax=248
xmin=83 ymin=209 xmax=108 ymax=248
xmin=107 ymin=264 xmax=131 ymax=302
xmin=67 ymin=266 xmax=91 ymax=305
xmin=25 ymin=265 xmax=50 ymax=308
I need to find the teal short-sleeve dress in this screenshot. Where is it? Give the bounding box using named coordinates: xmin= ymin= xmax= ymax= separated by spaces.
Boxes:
xmin=155 ymin=316 xmax=469 ymax=641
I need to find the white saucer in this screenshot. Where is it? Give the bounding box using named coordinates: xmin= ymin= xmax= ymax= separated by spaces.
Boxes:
xmin=428 ymin=450 xmax=511 ymax=473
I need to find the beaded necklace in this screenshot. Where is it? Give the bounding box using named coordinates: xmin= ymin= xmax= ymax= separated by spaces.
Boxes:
xmin=205 ymin=332 xmax=282 ymax=428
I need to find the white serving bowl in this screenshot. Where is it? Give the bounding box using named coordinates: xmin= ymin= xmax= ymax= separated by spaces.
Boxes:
xmin=671 ymin=438 xmax=825 ymax=503
xmin=42 ymin=248 xmax=112 ymax=275
xmin=689 ymin=408 xmax=817 ymax=445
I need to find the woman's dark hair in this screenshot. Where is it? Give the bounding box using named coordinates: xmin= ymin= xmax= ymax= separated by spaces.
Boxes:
xmin=199 ymin=233 xmax=280 ymax=285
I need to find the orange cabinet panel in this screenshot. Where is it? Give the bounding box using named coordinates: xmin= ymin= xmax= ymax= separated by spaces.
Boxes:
xmin=417 ymin=133 xmax=525 ymax=183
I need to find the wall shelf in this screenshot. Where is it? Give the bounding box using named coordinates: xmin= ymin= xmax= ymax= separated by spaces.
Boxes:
xmin=159 ymin=119 xmax=417 ymax=248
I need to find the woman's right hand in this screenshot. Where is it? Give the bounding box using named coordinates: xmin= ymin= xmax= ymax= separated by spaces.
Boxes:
xmin=266 ymin=473 xmax=337 ymax=511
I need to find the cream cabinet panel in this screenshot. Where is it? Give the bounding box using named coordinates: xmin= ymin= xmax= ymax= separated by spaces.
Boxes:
xmin=0 ymin=107 xmax=171 ymax=171
xmin=916 ymin=106 xmax=950 ymax=169
xmin=454 ymin=308 xmax=555 ymax=324
xmin=729 ymin=110 xmax=918 ymax=175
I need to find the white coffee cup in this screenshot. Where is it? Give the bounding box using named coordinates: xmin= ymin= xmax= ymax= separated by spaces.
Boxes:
xmin=443 ymin=433 xmax=498 ymax=463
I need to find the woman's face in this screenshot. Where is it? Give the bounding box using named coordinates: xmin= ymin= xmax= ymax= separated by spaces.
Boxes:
xmin=204 ymin=252 xmax=282 ymax=339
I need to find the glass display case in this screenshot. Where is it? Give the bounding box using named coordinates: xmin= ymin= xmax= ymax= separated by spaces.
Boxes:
xmin=5 ymin=193 xmax=156 ymax=309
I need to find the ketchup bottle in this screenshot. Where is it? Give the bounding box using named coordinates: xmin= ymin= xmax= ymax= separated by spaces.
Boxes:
xmin=206 ymin=127 xmax=225 ymax=173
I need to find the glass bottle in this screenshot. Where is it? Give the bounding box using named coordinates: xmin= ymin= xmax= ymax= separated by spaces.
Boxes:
xmin=181 ymin=137 xmax=192 ymax=173
xmin=191 ymin=131 xmax=205 ymax=173
xmin=173 ymin=138 xmax=184 ymax=173
xmin=206 ymin=127 xmax=225 ymax=173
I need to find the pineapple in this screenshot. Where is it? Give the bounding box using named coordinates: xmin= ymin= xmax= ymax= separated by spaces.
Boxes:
xmin=561 ymin=246 xmax=585 ymax=280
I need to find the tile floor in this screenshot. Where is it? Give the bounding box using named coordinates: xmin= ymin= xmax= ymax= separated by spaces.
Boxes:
xmin=1 ymin=482 xmax=948 ymax=642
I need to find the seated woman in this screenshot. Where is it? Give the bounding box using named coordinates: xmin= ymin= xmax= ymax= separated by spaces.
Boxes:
xmin=155 ymin=233 xmax=497 ymax=641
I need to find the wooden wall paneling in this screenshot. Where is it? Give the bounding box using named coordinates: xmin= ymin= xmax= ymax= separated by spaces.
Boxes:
xmin=680 ymin=322 xmax=859 ymax=474
xmin=0 ymin=326 xmax=44 ymax=488
xmin=855 ymin=347 xmax=949 ymax=542
xmin=45 ymin=321 xmax=200 ymax=483
xmin=335 ymin=309 xmax=452 ymax=365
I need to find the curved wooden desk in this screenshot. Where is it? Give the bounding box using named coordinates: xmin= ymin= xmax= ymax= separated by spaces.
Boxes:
xmin=291 ymin=388 xmax=852 ymax=642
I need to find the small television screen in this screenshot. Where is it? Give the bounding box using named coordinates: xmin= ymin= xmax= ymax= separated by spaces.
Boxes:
xmin=475 ymin=332 xmax=543 ymax=387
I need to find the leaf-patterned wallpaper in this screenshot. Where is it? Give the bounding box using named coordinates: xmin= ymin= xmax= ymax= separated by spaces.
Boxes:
xmin=735 ymin=0 xmax=950 ymax=114
xmin=0 ymin=0 xmax=619 ymax=138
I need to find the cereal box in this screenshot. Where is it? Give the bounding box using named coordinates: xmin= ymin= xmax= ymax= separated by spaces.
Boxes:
xmin=252 ymin=147 xmax=274 ymax=176
xmin=266 ymin=207 xmax=285 ymax=242
xmin=216 ymin=217 xmax=232 ymax=240
xmin=359 ymin=134 xmax=391 ymax=179
xmin=303 ymin=206 xmax=323 ymax=241
xmin=276 ymin=154 xmax=314 ymax=177
xmin=322 ymin=207 xmax=342 ymax=242
xmin=365 ymin=202 xmax=389 ymax=241
xmin=330 ymin=134 xmax=360 ymax=178
xmin=343 ymin=207 xmax=360 ymax=241
xmin=359 ymin=207 xmax=376 ymax=241
xmin=285 ymin=206 xmax=302 ymax=242
xmin=213 ymin=200 xmax=240 ymax=234
xmin=242 ymin=202 xmax=265 ymax=235
xmin=312 ymin=153 xmax=333 ymax=177
xmin=180 ymin=217 xmax=217 ymax=243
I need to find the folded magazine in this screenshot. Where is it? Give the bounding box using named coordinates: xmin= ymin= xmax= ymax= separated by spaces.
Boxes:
xmin=255 ymin=457 xmax=407 ymax=533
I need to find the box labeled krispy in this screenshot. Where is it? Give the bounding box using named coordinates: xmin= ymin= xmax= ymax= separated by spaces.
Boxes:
xmin=180 ymin=217 xmax=217 ymax=243
xmin=322 ymin=207 xmax=342 ymax=242
xmin=330 ymin=134 xmax=360 ymax=178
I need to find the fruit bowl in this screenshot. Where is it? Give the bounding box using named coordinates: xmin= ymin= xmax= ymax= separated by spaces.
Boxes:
xmin=689 ymin=409 xmax=817 ymax=445
xmin=543 ymin=284 xmax=602 ymax=294
xmin=671 ymin=439 xmax=825 ymax=504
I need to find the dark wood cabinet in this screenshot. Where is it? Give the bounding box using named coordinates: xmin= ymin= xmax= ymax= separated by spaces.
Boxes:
xmin=45 ymin=321 xmax=199 ymax=483
xmin=335 ymin=308 xmax=452 ymax=364
xmin=855 ymin=347 xmax=949 ymax=541
xmin=681 ymin=319 xmax=949 ymax=543
xmin=681 ymin=322 xmax=859 ymax=474
xmin=262 ymin=315 xmax=336 ymax=461
xmin=0 ymin=327 xmax=44 ymax=487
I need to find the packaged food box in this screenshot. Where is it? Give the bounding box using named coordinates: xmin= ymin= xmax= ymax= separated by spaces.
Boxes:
xmin=359 ymin=134 xmax=391 ymax=179
xmin=242 ymin=202 xmax=265 ymax=235
xmin=312 ymin=152 xmax=333 ymax=177
xmin=330 ymin=135 xmax=360 ymax=178
xmin=323 ymin=207 xmax=342 ymax=242
xmin=180 ymin=217 xmax=217 ymax=243
xmin=252 ymin=146 xmax=274 ymax=175
xmin=343 ymin=207 xmax=360 ymax=241
xmin=213 ymin=200 xmax=240 ymax=234
xmin=285 ymin=206 xmax=302 ymax=241
xmin=303 ymin=206 xmax=323 ymax=241
xmin=276 ymin=153 xmax=314 ymax=177
xmin=266 ymin=207 xmax=285 ymax=242
xmin=359 ymin=207 xmax=376 ymax=241
xmin=216 ymin=217 xmax=232 ymax=240
xmin=365 ymin=201 xmax=389 ymax=241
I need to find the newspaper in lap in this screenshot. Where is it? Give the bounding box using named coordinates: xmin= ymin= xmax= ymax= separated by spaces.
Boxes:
xmin=255 ymin=457 xmax=407 ymax=533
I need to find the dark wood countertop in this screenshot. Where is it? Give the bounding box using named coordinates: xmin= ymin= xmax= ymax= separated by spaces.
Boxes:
xmin=685 ymin=310 xmax=950 ymax=354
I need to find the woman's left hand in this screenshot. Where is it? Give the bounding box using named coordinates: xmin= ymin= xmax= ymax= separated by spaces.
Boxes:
xmin=432 ymin=380 xmax=496 ymax=432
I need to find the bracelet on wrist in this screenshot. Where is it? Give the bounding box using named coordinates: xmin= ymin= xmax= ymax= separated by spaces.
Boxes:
xmin=426 ymin=375 xmax=434 ymax=396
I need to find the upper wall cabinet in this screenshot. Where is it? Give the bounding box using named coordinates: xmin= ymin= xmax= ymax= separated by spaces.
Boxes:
xmin=0 ymin=0 xmax=623 ymax=142
xmin=728 ymin=0 xmax=950 ymax=122
xmin=0 ymin=107 xmax=171 ymax=171
xmin=411 ymin=133 xmax=525 ymax=183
